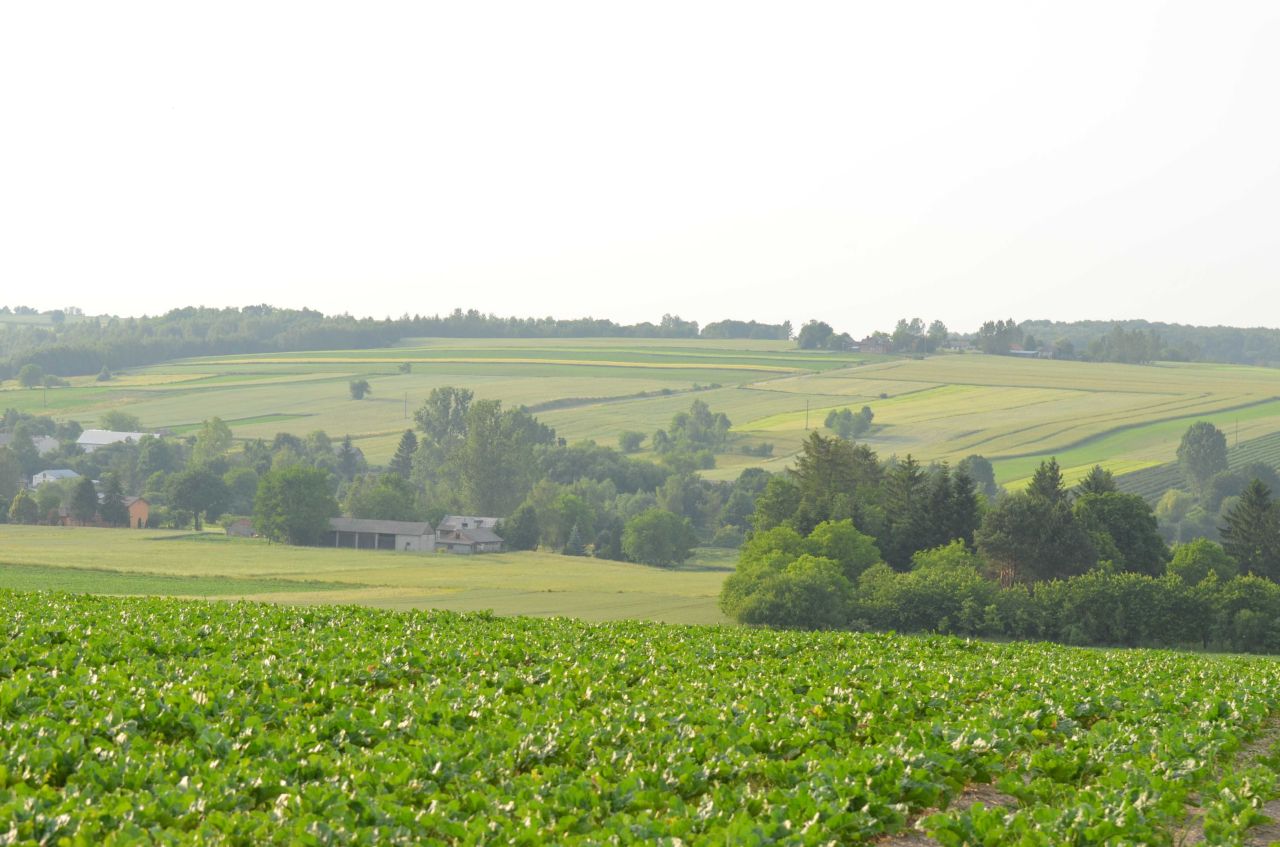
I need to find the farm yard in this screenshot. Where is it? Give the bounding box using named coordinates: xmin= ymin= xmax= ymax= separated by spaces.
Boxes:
xmin=5 ymin=590 xmax=1280 ymax=845
xmin=0 ymin=525 xmax=732 ymax=624
xmin=4 ymin=338 xmax=1280 ymax=486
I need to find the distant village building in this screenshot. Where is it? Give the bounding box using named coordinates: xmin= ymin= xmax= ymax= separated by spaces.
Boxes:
xmin=858 ymin=336 xmax=892 ymax=355
xmin=434 ymin=516 xmax=504 ymax=554
xmin=125 ymin=496 xmax=149 ymax=529
xmin=57 ymin=495 xmax=149 ymax=528
xmin=0 ymin=433 xmax=59 ymax=456
xmin=32 ymin=468 xmax=80 ymax=487
xmin=77 ymin=429 xmax=147 ymax=453
xmin=435 ymin=526 xmax=504 ymax=554
xmin=224 ymin=518 xmax=255 ymax=537
xmin=325 ymin=517 xmax=435 ymax=552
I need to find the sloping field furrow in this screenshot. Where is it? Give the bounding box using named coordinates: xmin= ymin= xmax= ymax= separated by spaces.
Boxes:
xmin=994 ymin=400 xmax=1280 ymax=487
xmin=1117 ymin=430 xmax=1280 ymax=501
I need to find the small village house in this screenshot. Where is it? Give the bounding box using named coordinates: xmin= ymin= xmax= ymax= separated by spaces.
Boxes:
xmin=32 ymin=469 xmax=80 ymax=487
xmin=435 ymin=526 xmax=504 ymax=554
xmin=224 ymin=518 xmax=254 ymax=537
xmin=434 ymin=515 xmax=505 ymax=554
xmin=58 ymin=495 xmax=149 ymax=528
xmin=125 ymin=496 xmax=149 ymax=529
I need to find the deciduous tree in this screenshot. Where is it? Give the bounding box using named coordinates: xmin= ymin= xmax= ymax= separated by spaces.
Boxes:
xmin=622 ymin=508 xmax=697 ymax=567
xmin=253 ymin=465 xmax=339 ymax=545
xmin=8 ymin=489 xmax=37 ymax=524
xmin=168 ymin=467 xmax=229 ymax=530
xmin=1177 ymin=421 xmax=1228 ymax=492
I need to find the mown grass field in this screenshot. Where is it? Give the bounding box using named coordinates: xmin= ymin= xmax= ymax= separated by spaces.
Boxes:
xmin=0 ymin=525 xmax=732 ymax=624
xmin=4 ymin=337 xmax=1280 ymax=485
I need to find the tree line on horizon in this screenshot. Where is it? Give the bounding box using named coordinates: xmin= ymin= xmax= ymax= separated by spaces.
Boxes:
xmin=0 ymin=306 xmax=792 ymax=381
xmin=6 ymin=303 xmax=1280 ymax=382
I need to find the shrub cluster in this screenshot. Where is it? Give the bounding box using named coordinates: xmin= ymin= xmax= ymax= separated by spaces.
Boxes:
xmin=723 ymin=521 xmax=1280 ymax=654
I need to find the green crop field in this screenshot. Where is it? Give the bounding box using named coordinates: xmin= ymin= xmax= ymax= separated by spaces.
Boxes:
xmin=5 ymin=591 xmax=1280 ymax=844
xmin=5 ymin=338 xmax=1280 ymax=485
xmin=0 ymin=526 xmax=732 ymax=624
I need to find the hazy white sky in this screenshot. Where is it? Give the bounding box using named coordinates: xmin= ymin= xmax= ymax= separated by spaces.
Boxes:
xmin=2 ymin=1 xmax=1277 ymax=336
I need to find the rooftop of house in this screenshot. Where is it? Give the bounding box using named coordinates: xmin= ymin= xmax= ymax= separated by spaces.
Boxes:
xmin=328 ymin=517 xmax=434 ymax=536
xmin=33 ymin=468 xmax=80 ymax=480
xmin=437 ymin=515 xmax=501 ymax=531
xmin=76 ymin=429 xmax=148 ymax=446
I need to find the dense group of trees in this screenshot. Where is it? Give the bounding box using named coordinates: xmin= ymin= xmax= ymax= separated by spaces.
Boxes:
xmin=1018 ymin=319 xmax=1280 ymax=366
xmin=306 ymin=390 xmax=770 ymax=566
xmin=1152 ymin=421 xmax=1280 ymax=547
xmin=9 ymin=305 xmax=1280 ymax=384
xmin=798 ymin=317 xmax=950 ymax=355
xmin=824 ymin=406 xmax=873 ymax=440
xmin=721 ymin=427 xmax=1280 ymax=652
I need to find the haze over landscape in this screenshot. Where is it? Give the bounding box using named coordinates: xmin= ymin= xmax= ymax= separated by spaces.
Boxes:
xmin=3 ymin=1 xmax=1279 ymax=333
xmin=11 ymin=4 xmax=1280 ymax=843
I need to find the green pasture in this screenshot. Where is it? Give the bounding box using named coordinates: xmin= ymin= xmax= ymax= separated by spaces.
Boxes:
xmin=0 ymin=525 xmax=732 ymax=624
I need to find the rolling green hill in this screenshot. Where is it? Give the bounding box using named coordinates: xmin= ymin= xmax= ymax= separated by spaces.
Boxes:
xmin=4 ymin=338 xmax=1280 ymax=486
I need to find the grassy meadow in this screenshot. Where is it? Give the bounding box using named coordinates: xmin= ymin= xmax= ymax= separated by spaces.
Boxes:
xmin=3 ymin=337 xmax=1280 ymax=486
xmin=0 ymin=525 xmax=733 ymax=624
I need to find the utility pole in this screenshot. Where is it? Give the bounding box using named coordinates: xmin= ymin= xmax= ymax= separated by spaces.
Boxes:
xmin=805 ymin=399 xmax=809 ymax=430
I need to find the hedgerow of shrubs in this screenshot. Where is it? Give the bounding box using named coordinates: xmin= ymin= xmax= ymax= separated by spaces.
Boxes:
xmin=721 ymin=520 xmax=1280 ymax=653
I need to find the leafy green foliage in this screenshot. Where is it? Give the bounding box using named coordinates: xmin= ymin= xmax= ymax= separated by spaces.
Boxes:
xmin=167 ymin=467 xmax=230 ymax=529
xmin=342 ymin=474 xmax=422 ymax=522
xmin=97 ymin=474 xmax=129 ymax=527
xmin=1220 ymin=478 xmax=1280 ymax=579
xmin=5 ymin=591 xmax=1280 ymax=844
xmin=823 ymin=406 xmax=873 ymax=440
xmin=253 ymin=465 xmax=339 ymax=545
xmin=69 ymin=477 xmax=98 ymax=524
xmin=348 ymin=378 xmax=371 ymax=400
xmin=621 ymin=508 xmax=697 ymax=566
xmin=8 ymin=487 xmax=38 ymax=524
xmin=1179 ymin=421 xmax=1229 ymax=491
xmin=1169 ymin=538 xmax=1238 ymax=584
xmin=976 ymin=491 xmax=1096 ymax=583
xmin=98 ymin=409 xmax=142 ymax=431
xmin=1073 ymin=492 xmax=1168 ymax=575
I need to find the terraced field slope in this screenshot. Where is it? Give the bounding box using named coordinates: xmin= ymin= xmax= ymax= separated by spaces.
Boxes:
xmin=4 ymin=338 xmax=1280 ymax=484
xmin=4 ymin=592 xmax=1280 ymax=844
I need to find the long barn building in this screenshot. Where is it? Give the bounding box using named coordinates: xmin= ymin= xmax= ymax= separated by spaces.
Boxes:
xmin=325 ymin=517 xmax=435 ymax=552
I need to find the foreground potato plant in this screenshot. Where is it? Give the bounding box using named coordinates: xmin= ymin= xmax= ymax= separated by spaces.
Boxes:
xmin=2 ymin=591 xmax=1280 ymax=844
